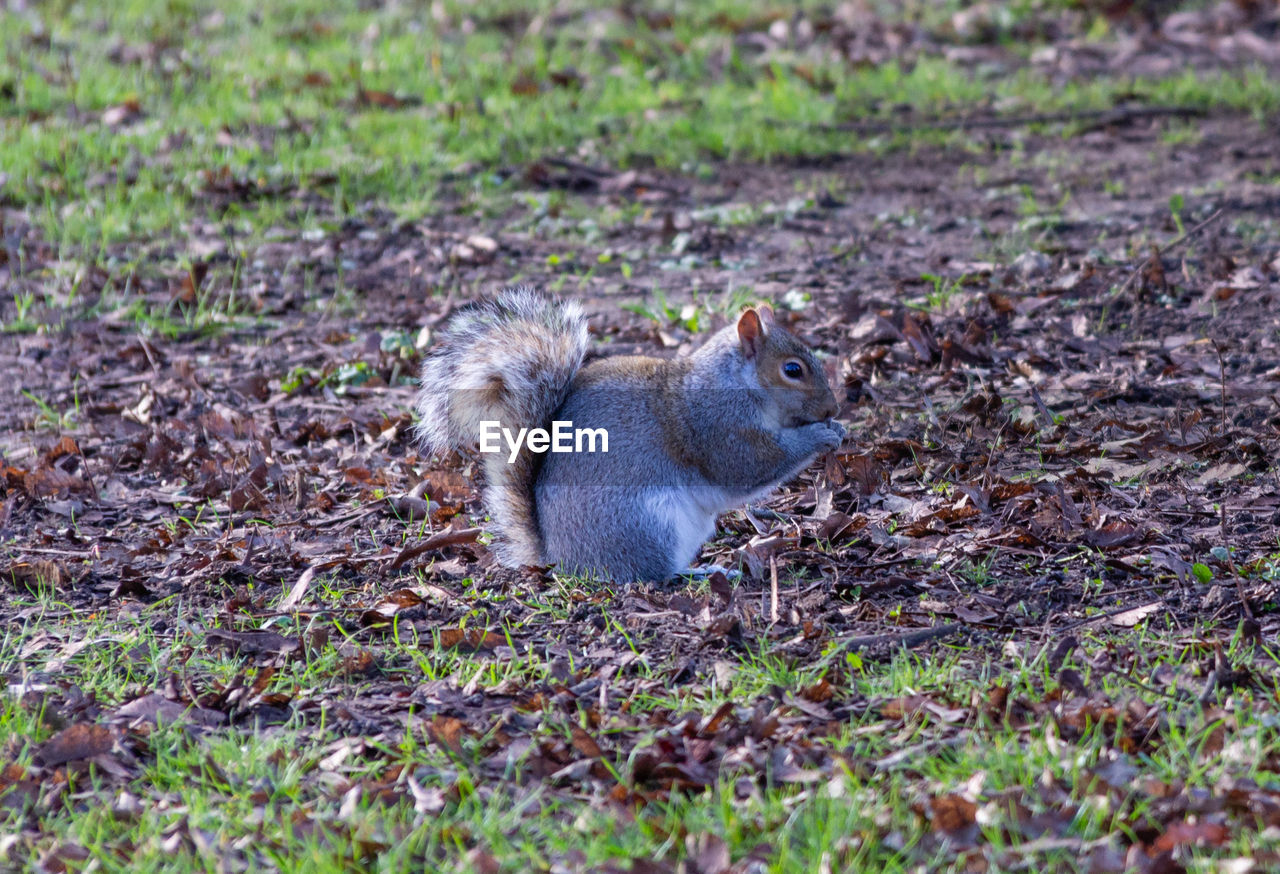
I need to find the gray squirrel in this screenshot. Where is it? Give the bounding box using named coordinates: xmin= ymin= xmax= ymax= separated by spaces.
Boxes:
xmin=415 ymin=286 xmax=844 ymax=582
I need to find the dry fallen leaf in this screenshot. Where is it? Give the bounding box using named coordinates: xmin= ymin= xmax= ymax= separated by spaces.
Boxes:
xmin=36 ymin=724 xmax=115 ymax=768
xmin=1111 ymin=602 xmax=1164 ymax=628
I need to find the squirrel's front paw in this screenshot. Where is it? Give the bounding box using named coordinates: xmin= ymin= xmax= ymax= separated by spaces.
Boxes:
xmin=799 ymin=419 xmax=844 ymax=453
xmin=818 ymin=419 xmax=845 ymax=451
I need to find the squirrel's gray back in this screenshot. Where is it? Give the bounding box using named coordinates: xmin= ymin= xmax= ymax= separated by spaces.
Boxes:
xmin=534 ymin=331 xmax=749 ymax=579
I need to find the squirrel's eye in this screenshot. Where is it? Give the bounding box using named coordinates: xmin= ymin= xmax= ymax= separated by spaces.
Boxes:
xmin=782 ymin=360 xmax=805 ymax=380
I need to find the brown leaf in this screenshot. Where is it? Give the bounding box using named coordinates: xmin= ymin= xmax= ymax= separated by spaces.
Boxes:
xmin=1151 ymin=820 xmax=1230 ymax=853
xmin=41 ymin=436 xmax=81 ymax=465
xmin=701 ymin=701 xmax=735 ymax=735
xmin=279 ymin=566 xmax=317 ymax=611
xmin=1140 ymin=246 xmax=1168 ymax=295
xmin=426 ymin=716 xmax=465 ymax=754
xmin=380 ymin=588 xmax=424 ymax=610
xmin=171 ymin=261 xmax=209 ymax=303
xmin=205 ymin=629 xmax=300 ymax=657
xmin=929 ymin=793 xmax=978 ymax=833
xmin=463 ymin=849 xmax=502 ymax=874
xmin=358 ymin=89 xmax=415 ymax=109
xmin=437 ymin=627 xmax=506 ymax=652
xmin=708 ymin=571 xmax=733 ymax=609
xmin=360 ymin=587 xmax=429 ymax=627
xmin=1140 ymin=850 xmax=1187 ymax=874
xmin=880 ymin=695 xmax=967 ymax=724
xmin=340 ymin=649 xmax=378 ymax=677
xmin=548 ymin=68 xmax=584 ymax=89
xmin=510 ymin=73 xmax=540 ymax=96
xmin=111 ymin=693 xmax=226 ymax=727
xmin=685 ymin=833 xmax=730 ymax=874
xmin=1084 ymin=522 xmax=1140 ymax=550
xmin=101 ymin=99 xmax=143 ymax=126
xmin=228 ymin=479 xmax=269 ymax=511
xmin=844 ymin=455 xmax=887 ymax=496
xmin=570 ymin=726 xmax=603 ymax=759
xmin=36 ymin=723 xmax=115 ymax=768
xmin=25 ymin=467 xmax=90 ymax=499
xmin=819 ymin=511 xmax=864 ymax=540
xmin=800 ymin=680 xmax=835 ymax=703
xmin=416 ymin=469 xmax=472 ymax=502
xmin=0 ymin=762 xmax=38 ymax=814
xmin=4 ymin=559 xmax=66 ymax=591
xmin=901 ymin=312 xmax=937 ymax=362
xmin=37 ymin=842 xmax=91 ymax=874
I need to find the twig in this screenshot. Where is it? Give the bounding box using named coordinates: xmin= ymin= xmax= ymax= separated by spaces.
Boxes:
xmin=829 ymin=557 xmax=922 ymax=572
xmin=542 ymin=157 xmax=683 ymax=194
xmin=1197 ymin=649 xmax=1230 ymax=705
xmin=388 ymin=526 xmax=483 ymax=570
xmin=1055 ymin=600 xmax=1166 ymax=633
xmin=1029 ymin=386 xmax=1057 ymax=432
xmin=832 ymin=622 xmax=965 ymax=656
xmin=769 ymin=556 xmax=779 ymax=624
xmin=1117 ymin=208 xmax=1224 ymax=296
xmin=871 ymin=735 xmax=968 ymax=771
xmin=310 ymin=504 xmax=382 ymax=529
xmin=1197 ymin=666 xmax=1226 ymax=705
xmin=766 ymin=104 xmax=1205 ymax=136
xmin=1235 ymin=575 xmax=1254 ymax=621
xmin=1213 ymin=340 xmax=1229 ymax=436
xmin=254 ymin=605 xmax=378 ymax=619
xmin=1154 ymin=207 xmax=1226 ymax=255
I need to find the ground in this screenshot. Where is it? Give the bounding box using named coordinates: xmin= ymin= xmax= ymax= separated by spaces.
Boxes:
xmin=2 ymin=1 xmax=1280 ymax=872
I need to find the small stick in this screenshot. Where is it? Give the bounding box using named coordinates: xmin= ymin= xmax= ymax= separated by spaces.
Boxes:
xmin=770 ymin=556 xmax=779 ymax=624
xmin=1029 ymin=386 xmax=1056 ymax=432
xmin=388 ymin=526 xmax=483 ymax=569
xmin=1055 ymin=600 xmax=1165 ymax=633
xmin=765 ymin=104 xmax=1204 ymax=136
xmin=1235 ymin=573 xmax=1254 ymax=621
xmin=1157 ymin=207 xmax=1225 ymax=255
xmin=1197 ymin=649 xmax=1228 ymax=705
xmin=1214 ymin=340 xmax=1229 ymax=436
xmin=1118 ymin=208 xmax=1224 ymax=296
xmin=831 ymin=622 xmax=965 ymax=656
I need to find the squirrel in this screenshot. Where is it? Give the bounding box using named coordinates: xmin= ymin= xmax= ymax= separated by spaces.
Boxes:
xmin=415 ymin=286 xmax=845 ymax=582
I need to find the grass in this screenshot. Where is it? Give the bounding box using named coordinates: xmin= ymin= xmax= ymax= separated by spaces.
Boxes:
xmin=5 ymin=583 xmax=1279 ymax=871
xmin=4 ymin=0 xmax=1278 ymax=271
xmin=5 ymin=3 xmax=1275 ymax=340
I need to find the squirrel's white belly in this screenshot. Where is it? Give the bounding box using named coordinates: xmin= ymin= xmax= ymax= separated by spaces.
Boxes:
xmin=644 ymin=486 xmax=725 ymax=569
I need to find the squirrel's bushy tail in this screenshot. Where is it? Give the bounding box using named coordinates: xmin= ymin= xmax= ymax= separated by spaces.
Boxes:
xmin=416 ymin=286 xmax=589 ymax=567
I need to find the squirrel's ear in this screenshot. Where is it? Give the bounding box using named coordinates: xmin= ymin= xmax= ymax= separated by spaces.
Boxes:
xmin=756 ymin=303 xmax=775 ymax=323
xmin=737 ymin=308 xmax=767 ymax=359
